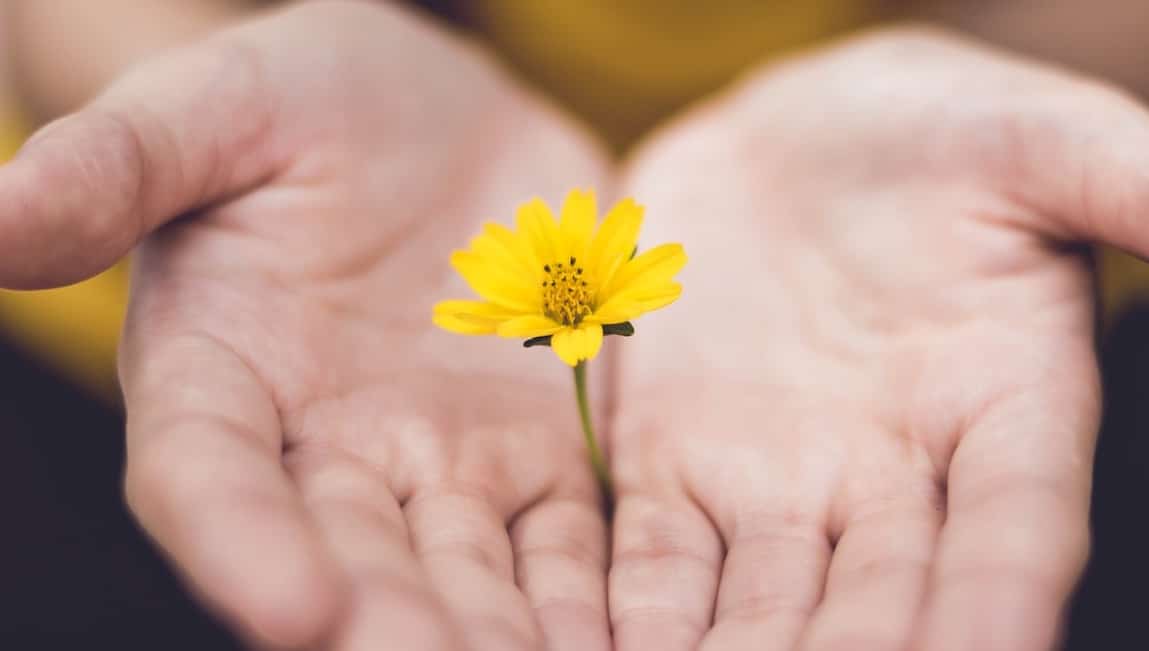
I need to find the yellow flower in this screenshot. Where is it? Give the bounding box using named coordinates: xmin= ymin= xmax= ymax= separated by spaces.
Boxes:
xmin=433 ymin=189 xmax=686 ymax=366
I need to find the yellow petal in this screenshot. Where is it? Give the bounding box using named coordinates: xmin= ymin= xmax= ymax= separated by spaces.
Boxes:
xmin=550 ymin=323 xmax=604 ymax=366
xmin=484 ymin=222 xmax=540 ymax=279
xmin=579 ymin=322 xmax=604 ymax=362
xmin=470 ymin=224 xmax=534 ymax=279
xmin=432 ymin=299 xmax=519 ymax=335
xmin=586 ymin=198 xmax=643 ymax=290
xmin=628 ymin=284 xmax=683 ymax=313
xmin=551 ymin=328 xmax=581 ymax=366
xmin=601 ymin=243 xmax=687 ymax=301
xmin=558 ymin=188 xmax=596 ymax=262
xmin=433 ymin=313 xmax=495 ymax=335
xmin=450 ymin=251 xmax=540 ymax=312
xmin=516 ymin=198 xmax=560 ymax=267
xmin=590 ymin=282 xmax=682 ymax=324
xmin=496 ymin=314 xmax=563 ymax=338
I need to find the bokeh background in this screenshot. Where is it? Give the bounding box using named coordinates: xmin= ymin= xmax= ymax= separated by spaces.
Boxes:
xmin=1 ymin=1 xmax=1147 ymax=649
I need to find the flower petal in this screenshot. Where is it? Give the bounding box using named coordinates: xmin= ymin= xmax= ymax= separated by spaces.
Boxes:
xmin=558 ymin=188 xmax=597 ymax=262
xmin=470 ymin=223 xmax=535 ymax=279
xmin=450 ymin=250 xmax=540 ymax=312
xmin=433 ymin=313 xmax=495 ymax=335
xmin=496 ymin=314 xmax=563 ymax=339
xmin=601 ymin=243 xmax=687 ymax=301
xmin=516 ymin=197 xmax=560 ymax=268
xmin=589 ymin=282 xmax=682 ymax=324
xmin=484 ymin=222 xmax=540 ymax=278
xmin=433 ymin=299 xmax=519 ymax=335
xmin=550 ymin=323 xmax=603 ymax=366
xmin=586 ymin=198 xmax=643 ymax=290
xmin=551 ymin=328 xmax=582 ymax=366
xmin=579 ymin=322 xmax=604 ymax=362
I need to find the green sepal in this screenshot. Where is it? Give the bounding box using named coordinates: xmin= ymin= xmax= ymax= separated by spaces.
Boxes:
xmin=602 ymin=321 xmax=635 ymax=337
xmin=521 ymin=321 xmax=635 ymax=349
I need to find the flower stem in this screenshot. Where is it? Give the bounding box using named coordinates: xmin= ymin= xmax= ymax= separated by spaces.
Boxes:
xmin=573 ymin=361 xmax=612 ymax=501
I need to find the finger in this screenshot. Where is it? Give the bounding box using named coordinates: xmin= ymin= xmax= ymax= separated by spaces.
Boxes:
xmin=699 ymin=510 xmax=832 ymax=651
xmin=990 ymin=72 xmax=1149 ymax=257
xmin=913 ymin=380 xmax=1098 ymax=650
xmin=120 ymin=333 xmax=341 ymax=649
xmin=287 ymin=446 xmax=465 ymax=651
xmin=510 ymin=494 xmax=610 ymax=651
xmin=0 ymin=34 xmax=277 ymax=289
xmin=405 ymin=489 xmax=541 ymax=651
xmin=799 ymin=472 xmax=942 ymax=650
xmin=610 ymin=494 xmax=724 ymax=651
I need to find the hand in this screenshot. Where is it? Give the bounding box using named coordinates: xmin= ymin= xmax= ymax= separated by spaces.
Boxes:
xmin=0 ymin=2 xmax=612 ymax=649
xmin=607 ymin=27 xmax=1149 ymax=651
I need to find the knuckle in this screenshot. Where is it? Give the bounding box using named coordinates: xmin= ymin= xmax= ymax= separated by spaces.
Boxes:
xmin=807 ymin=634 xmax=904 ymax=651
xmin=122 ymin=444 xmax=167 ymax=518
xmin=122 ymin=437 xmax=199 ymax=521
xmin=717 ymin=592 xmax=812 ymax=622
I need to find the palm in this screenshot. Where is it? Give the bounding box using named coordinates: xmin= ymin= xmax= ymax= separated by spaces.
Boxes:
xmin=608 ymin=30 xmax=1122 ymax=651
xmin=105 ymin=4 xmax=611 ymax=650
xmin=128 ymin=148 xmax=609 ymax=651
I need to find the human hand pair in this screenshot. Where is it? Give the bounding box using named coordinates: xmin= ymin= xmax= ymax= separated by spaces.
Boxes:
xmin=3 ymin=1 xmax=1147 ymax=649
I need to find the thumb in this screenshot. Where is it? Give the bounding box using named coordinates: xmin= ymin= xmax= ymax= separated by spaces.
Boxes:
xmin=0 ymin=37 xmax=278 ymax=289
xmin=997 ymin=77 xmax=1149 ymax=257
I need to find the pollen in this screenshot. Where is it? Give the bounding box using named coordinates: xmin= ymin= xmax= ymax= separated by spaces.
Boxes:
xmin=542 ymin=256 xmax=594 ymax=326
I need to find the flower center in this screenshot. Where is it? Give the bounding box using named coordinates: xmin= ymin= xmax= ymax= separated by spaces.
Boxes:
xmin=541 ymin=256 xmax=593 ymax=326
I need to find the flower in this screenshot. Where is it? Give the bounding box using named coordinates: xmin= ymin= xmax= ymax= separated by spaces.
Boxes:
xmin=433 ymin=189 xmax=686 ymax=366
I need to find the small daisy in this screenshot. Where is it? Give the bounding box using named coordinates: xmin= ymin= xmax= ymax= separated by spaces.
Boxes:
xmin=433 ymin=189 xmax=686 ymax=366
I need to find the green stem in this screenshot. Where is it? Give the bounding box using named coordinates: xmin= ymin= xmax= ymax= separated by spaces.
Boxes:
xmin=573 ymin=361 xmax=612 ymax=500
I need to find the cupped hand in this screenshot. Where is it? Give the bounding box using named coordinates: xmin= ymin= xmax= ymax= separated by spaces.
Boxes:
xmin=606 ymin=27 xmax=1149 ymax=651
xmin=0 ymin=2 xmax=613 ymax=649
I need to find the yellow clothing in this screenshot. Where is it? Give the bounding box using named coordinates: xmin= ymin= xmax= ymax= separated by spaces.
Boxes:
xmin=1 ymin=1 xmax=1147 ymax=398
xmin=467 ymin=0 xmax=869 ymax=149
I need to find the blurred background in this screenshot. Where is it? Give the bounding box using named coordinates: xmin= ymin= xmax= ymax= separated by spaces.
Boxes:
xmin=0 ymin=1 xmax=1147 ymax=649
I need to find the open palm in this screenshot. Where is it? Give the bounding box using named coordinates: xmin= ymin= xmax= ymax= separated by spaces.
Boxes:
xmin=607 ymin=29 xmax=1149 ymax=651
xmin=1 ymin=3 xmax=612 ymax=650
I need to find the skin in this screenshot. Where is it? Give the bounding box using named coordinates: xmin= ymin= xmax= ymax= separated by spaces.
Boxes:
xmin=609 ymin=28 xmax=1149 ymax=651
xmin=2 ymin=3 xmax=613 ymax=650
xmin=3 ymin=2 xmax=1149 ymax=651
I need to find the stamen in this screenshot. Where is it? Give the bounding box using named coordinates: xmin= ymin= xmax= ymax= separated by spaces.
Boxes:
xmin=541 ymin=258 xmax=595 ymax=326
